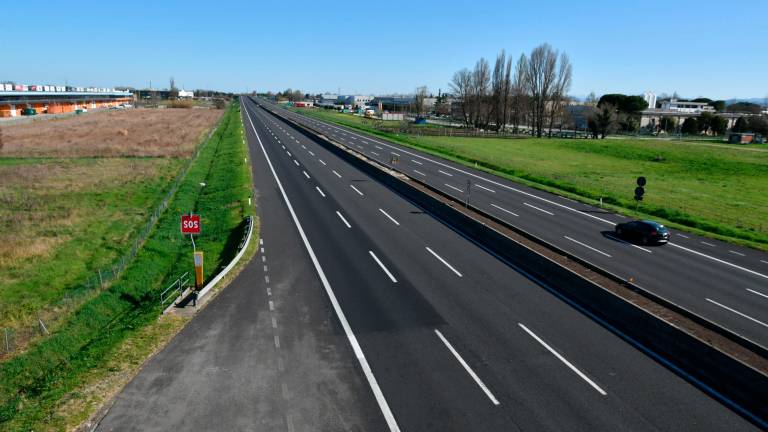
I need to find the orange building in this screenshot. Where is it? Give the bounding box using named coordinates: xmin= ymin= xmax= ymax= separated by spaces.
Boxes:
xmin=0 ymin=88 xmax=133 ymax=118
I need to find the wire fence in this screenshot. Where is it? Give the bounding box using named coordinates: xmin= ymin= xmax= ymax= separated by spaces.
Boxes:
xmin=1 ymin=127 xmax=216 ymax=358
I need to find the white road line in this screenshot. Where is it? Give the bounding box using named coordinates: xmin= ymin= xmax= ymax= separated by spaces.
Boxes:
xmin=272 ymin=316 xmax=278 ymax=328
xmin=524 ymin=202 xmax=554 ymax=215
xmin=518 ymin=323 xmax=607 ymax=396
xmin=426 ymin=247 xmax=462 ymax=277
xmin=762 ymin=260 xmax=768 ymax=265
xmin=490 ymin=203 xmax=519 ymax=217
xmin=319 ymin=159 xmax=327 ymax=165
xmin=357 ymin=145 xmax=364 ymax=149
xmin=302 ymin=170 xmax=310 ymax=179
xmin=301 ymin=144 xmax=306 ymax=149
xmin=565 ymin=236 xmax=612 ymax=257
xmin=336 ymin=211 xmax=352 ymax=228
xmin=445 ymin=183 xmax=464 ymax=193
xmin=350 ymin=184 xmax=364 ymax=196
xmin=281 ymin=145 xmax=285 ymax=149
xmin=391 ymin=152 xmax=401 ymax=156
xmin=411 ymin=159 xmax=423 ymax=165
xmin=701 ymin=241 xmax=716 ymax=247
xmin=438 ymin=169 xmax=454 ymax=177
xmin=315 ymin=186 xmax=326 ymax=197
xmin=746 ymin=288 xmax=768 ymax=300
xmin=434 ymin=329 xmax=499 ymax=405
xmin=413 ymin=170 xmax=426 ymax=176
xmin=274 ymin=335 xmax=281 ymax=348
xmin=604 ymin=233 xmax=652 ymax=254
xmin=309 ymin=151 xmax=315 ymax=156
xmin=475 ymin=184 xmax=496 ymax=193
xmin=379 ymin=208 xmax=400 ymax=226
xmin=333 ymin=170 xmax=342 ymax=178
xmin=729 ymin=250 xmax=745 ymax=257
xmin=268 ymin=300 xmax=274 ymax=311
xmin=375 ymin=145 xmax=383 ymax=150
xmin=669 ymin=243 xmax=768 ymax=280
xmin=706 ymin=298 xmax=768 ymax=328
xmin=293 ymin=159 xmax=300 ymax=166
xmin=369 ymin=251 xmax=397 ymax=283
xmin=243 ymin=105 xmax=401 ymax=432
xmin=371 ymin=151 xmax=380 ymax=156
xmin=287 ymin=151 xmax=292 ymax=157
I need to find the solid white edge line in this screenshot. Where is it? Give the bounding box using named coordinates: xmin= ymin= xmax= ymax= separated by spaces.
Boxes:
xmin=564 ymin=236 xmax=612 ymax=257
xmin=425 ymin=247 xmax=463 ymax=277
xmin=379 ymin=208 xmax=400 ymax=226
xmin=243 ymin=104 xmax=401 ymax=432
xmin=434 ymin=329 xmax=499 ymax=405
xmin=705 ymin=298 xmax=768 ymax=328
xmin=518 ymin=323 xmax=607 ymax=396
xmin=746 ymin=288 xmax=768 ymax=300
xmin=315 ymin=186 xmax=326 ymax=197
xmin=336 ymin=210 xmax=352 ymax=228
xmin=490 ymin=203 xmax=519 ymax=217
xmin=369 ymin=250 xmax=398 ymax=283
xmin=523 ymin=202 xmax=554 ymax=215
xmin=350 ymin=184 xmax=364 ymax=196
xmin=669 ymin=243 xmax=768 ymax=280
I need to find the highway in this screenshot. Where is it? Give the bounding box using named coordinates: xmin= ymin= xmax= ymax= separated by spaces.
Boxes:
xmin=259 ymin=99 xmax=768 ymax=350
xmin=239 ymin=97 xmax=758 ymax=431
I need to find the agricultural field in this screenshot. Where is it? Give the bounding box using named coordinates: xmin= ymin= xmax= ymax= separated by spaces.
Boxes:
xmin=0 ymin=108 xmax=222 ymax=345
xmin=293 ymin=109 xmax=768 ymax=248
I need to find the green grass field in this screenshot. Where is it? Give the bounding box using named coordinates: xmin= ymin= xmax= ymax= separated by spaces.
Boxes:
xmin=0 ymin=101 xmax=254 ymax=430
xmin=293 ymin=108 xmax=768 ymax=248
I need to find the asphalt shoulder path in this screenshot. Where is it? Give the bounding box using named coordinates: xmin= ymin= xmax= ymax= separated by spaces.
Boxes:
xmin=94 ymin=103 xmax=386 ymax=432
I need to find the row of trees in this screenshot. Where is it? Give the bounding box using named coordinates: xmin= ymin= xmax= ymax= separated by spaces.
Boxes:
xmin=450 ymin=43 xmax=572 ymax=137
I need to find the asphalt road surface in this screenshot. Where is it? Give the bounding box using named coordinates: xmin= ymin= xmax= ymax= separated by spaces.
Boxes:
xmin=261 ymin=99 xmax=768 ymax=351
xmin=95 ymin=99 xmax=760 ymax=431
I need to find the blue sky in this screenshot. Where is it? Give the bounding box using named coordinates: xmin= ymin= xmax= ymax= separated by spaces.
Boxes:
xmin=4 ymin=0 xmax=767 ymax=100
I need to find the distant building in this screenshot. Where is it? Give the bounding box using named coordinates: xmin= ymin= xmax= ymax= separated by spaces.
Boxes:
xmin=178 ymin=89 xmax=194 ymax=98
xmin=338 ymin=95 xmax=373 ymax=109
xmin=660 ymin=99 xmax=714 ymax=114
xmin=643 ymin=91 xmax=657 ymax=110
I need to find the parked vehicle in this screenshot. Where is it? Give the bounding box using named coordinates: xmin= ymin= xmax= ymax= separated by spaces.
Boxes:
xmin=614 ymin=220 xmax=670 ymax=245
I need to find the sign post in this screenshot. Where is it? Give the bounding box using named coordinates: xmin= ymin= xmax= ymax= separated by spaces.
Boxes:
xmin=634 ymin=177 xmax=646 ymax=214
xmin=181 ymin=213 xmax=203 ymax=288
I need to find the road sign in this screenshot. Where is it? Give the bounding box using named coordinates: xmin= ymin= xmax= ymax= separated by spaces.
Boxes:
xmin=634 ymin=186 xmax=645 ymax=201
xmin=637 ymin=176 xmax=646 ymax=186
xmin=181 ymin=214 xmax=201 ymax=234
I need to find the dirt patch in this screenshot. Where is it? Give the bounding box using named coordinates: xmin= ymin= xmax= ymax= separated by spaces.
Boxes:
xmin=0 ymin=108 xmax=222 ymax=158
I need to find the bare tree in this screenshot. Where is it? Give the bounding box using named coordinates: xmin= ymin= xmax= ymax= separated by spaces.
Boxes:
xmin=525 ymin=44 xmax=558 ymax=137
xmin=449 ymin=68 xmax=472 ymax=127
xmin=471 ymin=58 xmax=491 ymax=128
xmin=547 ymin=53 xmax=572 ymax=135
xmin=414 ymin=85 xmax=428 ymax=116
xmin=491 ymin=50 xmax=506 ymax=131
xmin=169 ymin=77 xmax=179 ymax=100
xmin=510 ymin=54 xmax=527 ymax=133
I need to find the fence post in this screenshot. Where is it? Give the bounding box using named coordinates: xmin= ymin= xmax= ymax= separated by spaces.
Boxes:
xmin=4 ymin=328 xmax=9 ymax=352
xmin=98 ymin=269 xmax=104 ymax=288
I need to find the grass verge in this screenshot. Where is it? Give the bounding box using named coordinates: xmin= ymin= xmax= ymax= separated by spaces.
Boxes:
xmin=292 ymin=108 xmax=768 ymax=250
xmin=0 ymin=100 xmax=254 ymax=431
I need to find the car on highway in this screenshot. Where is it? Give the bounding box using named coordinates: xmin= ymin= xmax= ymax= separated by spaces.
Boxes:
xmin=614 ymin=220 xmax=670 ymax=245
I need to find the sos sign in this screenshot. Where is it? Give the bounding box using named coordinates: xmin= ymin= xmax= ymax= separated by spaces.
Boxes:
xmin=181 ymin=214 xmax=201 ymax=234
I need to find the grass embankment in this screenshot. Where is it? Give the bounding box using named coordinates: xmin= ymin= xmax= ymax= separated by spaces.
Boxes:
xmin=293 ymin=108 xmax=768 ymax=249
xmin=0 ymin=101 xmax=253 ymax=431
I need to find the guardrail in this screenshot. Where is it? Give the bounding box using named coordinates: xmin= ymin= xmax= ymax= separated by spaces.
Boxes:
xmin=160 ymin=272 xmax=191 ymax=306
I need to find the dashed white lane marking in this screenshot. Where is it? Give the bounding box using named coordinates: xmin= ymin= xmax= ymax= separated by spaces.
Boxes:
xmin=746 ymin=288 xmax=768 ymax=300
xmin=729 ymin=250 xmax=745 ymax=257
xmin=281 ymin=145 xmax=286 ymax=149
xmin=282 ymin=383 xmax=289 ymax=399
xmin=336 ymin=211 xmax=352 ymax=228
xmin=301 ymin=144 xmax=306 ymax=149
xmin=413 ymin=170 xmax=426 ymax=176
xmin=524 ymin=202 xmax=554 ymax=215
xmin=268 ymin=300 xmax=275 ymax=311
xmin=375 ymin=145 xmax=383 ymax=150
xmin=350 ymin=136 xmax=357 ymax=140
xmin=565 ymin=236 xmax=612 ymax=257
xmin=379 ymin=208 xmax=400 ymax=226
xmin=262 ymin=256 xmax=266 ymax=262
xmin=357 ymin=145 xmax=364 ymax=149
xmin=438 ymin=169 xmax=454 ymax=177
xmin=475 ymin=184 xmax=496 ymax=193
xmin=319 ymin=159 xmax=327 ymax=166
xmin=265 ymin=275 xmax=270 ymax=283
xmin=369 ymin=251 xmax=397 ymax=283
xmin=490 ymin=203 xmax=519 ymax=217
xmin=762 ymin=260 xmax=768 ymax=265
xmin=445 ymin=183 xmax=464 ymax=193
xmin=260 ymin=238 xmax=264 ymax=245
xmin=315 ymin=186 xmax=326 ymax=198
xmin=701 ymin=241 xmax=716 ymax=247
xmin=272 ymin=316 xmax=278 ymax=328
xmin=302 ymin=170 xmax=310 ymax=179
xmin=263 ymin=265 xmax=268 ymax=272
xmin=309 ymin=150 xmax=315 ymax=156
xmin=333 ymin=170 xmax=342 ymax=178
xmin=274 ymin=335 xmax=281 ymax=348
xmin=371 ymin=151 xmax=380 ymax=156
xmin=426 ymin=247 xmax=462 ymax=277
xmin=518 ymin=323 xmax=607 ymax=395
xmin=706 ymin=298 xmax=768 ymax=328
xmin=350 ymin=185 xmax=364 ymax=196
xmin=604 ymin=233 xmax=652 ymax=254
xmin=669 ymin=243 xmax=768 ymax=280
xmin=266 ymin=287 xmax=272 ymax=296
xmin=411 ymin=159 xmax=423 ymax=165
xmin=293 ymin=159 xmax=300 ymax=166
xmin=286 ymin=151 xmax=292 ymax=156
xmin=434 ymin=329 xmax=499 ymax=405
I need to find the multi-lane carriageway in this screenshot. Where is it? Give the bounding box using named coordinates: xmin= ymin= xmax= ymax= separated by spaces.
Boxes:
xmin=241 ymin=97 xmax=760 ymax=430
xmin=257 ymin=98 xmax=768 ymax=351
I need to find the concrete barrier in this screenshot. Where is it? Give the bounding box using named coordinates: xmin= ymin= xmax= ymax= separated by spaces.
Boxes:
xmin=261 ymin=103 xmax=768 ymax=427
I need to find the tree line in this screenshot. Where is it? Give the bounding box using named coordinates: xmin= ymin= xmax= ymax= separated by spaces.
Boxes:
xmin=449 ymin=43 xmax=572 ymax=138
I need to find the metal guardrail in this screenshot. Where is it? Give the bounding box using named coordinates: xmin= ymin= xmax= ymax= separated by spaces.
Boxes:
xmin=160 ymin=272 xmax=191 ymax=306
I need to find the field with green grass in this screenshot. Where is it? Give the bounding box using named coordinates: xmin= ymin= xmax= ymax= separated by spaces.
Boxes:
xmin=0 ymin=101 xmax=254 ymax=430
xmin=293 ymin=108 xmax=768 ymax=248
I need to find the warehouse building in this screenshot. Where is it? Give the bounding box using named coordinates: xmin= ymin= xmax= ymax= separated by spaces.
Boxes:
xmin=0 ymin=83 xmax=132 ymax=117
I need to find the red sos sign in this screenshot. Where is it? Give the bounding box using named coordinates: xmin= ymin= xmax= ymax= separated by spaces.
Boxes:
xmin=181 ymin=214 xmax=201 ymax=234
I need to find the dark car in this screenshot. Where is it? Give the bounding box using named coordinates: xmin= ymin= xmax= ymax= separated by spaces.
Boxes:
xmin=614 ymin=220 xmax=670 ymax=245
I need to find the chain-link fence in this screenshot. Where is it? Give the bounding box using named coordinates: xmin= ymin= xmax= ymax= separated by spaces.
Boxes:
xmin=1 ymin=127 xmax=216 ymax=358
